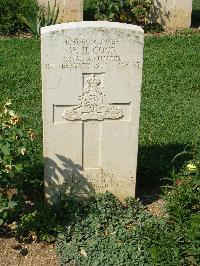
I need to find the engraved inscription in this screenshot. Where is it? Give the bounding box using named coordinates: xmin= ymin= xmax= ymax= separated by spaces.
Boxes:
xmin=61 ymin=55 xmax=123 ymax=69
xmin=84 ymin=172 xmax=135 ymax=190
xmin=45 ymin=37 xmax=141 ymax=70
xmin=63 ymin=74 xmax=123 ymax=121
xmin=48 ymin=172 xmax=135 ymax=200
xmin=61 ymin=37 xmax=131 ymax=69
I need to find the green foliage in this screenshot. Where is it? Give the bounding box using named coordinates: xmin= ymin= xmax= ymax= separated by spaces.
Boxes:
xmin=0 ymin=0 xmax=59 ymax=36
xmin=0 ymin=0 xmax=39 ymax=35
xmin=165 ymin=166 xmax=200 ymax=224
xmin=84 ymin=0 xmax=99 ymax=20
xmin=84 ymin=0 xmax=153 ymax=26
xmin=56 ymin=193 xmax=152 ymax=265
xmin=145 ymin=218 xmax=200 ymax=265
xmin=17 ymin=205 xmax=63 ymax=242
xmin=192 ymin=0 xmax=200 ymax=27
xmin=0 ymin=192 xmax=24 ymax=225
xmin=16 ymin=196 xmax=87 ymax=242
xmin=56 ymin=192 xmax=200 ymax=265
xmin=161 ymin=146 xmax=200 ymax=265
xmin=0 ymin=100 xmax=35 ymax=189
xmin=165 ymin=144 xmax=200 ymax=223
xmin=143 ymin=22 xmax=164 ymax=33
xmin=19 ymin=1 xmax=60 ymax=37
xmin=0 ymin=193 xmax=17 ymax=225
xmin=0 ymin=100 xmax=35 ymax=224
xmin=0 ymin=38 xmax=42 ymax=191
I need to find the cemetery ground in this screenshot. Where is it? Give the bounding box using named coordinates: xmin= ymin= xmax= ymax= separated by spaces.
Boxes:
xmin=0 ymin=30 xmax=200 ymax=265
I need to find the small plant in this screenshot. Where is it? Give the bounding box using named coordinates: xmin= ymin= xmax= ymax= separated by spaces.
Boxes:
xmin=18 ymin=0 xmax=59 ymax=37
xmin=0 ymin=0 xmax=39 ymax=35
xmin=0 ymin=192 xmax=24 ymax=225
xmin=0 ymin=193 xmax=17 ymax=225
xmin=0 ymin=99 xmax=36 ymax=224
xmin=162 ymin=145 xmax=200 ymax=265
xmin=16 ymin=195 xmax=88 ymax=242
xmin=166 ymin=145 xmax=200 ymax=223
xmin=17 ymin=205 xmax=63 ymax=242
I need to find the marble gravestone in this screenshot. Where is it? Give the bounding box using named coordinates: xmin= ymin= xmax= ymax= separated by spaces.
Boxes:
xmin=150 ymin=0 xmax=192 ymax=29
xmin=41 ymin=22 xmax=144 ymax=204
xmin=37 ymin=0 xmax=83 ymax=22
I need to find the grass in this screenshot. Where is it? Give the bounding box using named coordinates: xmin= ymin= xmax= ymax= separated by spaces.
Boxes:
xmin=138 ymin=32 xmax=200 ymax=198
xmin=0 ymin=38 xmax=43 ymax=193
xmin=0 ymin=32 xmax=200 ymax=199
xmin=193 ymin=0 xmax=200 ymax=11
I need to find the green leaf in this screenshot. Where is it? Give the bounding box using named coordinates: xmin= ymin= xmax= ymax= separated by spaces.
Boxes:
xmin=8 ymin=201 xmax=17 ymax=209
xmin=14 ymin=163 xmax=23 ymax=172
xmin=0 ymin=145 xmax=10 ymax=155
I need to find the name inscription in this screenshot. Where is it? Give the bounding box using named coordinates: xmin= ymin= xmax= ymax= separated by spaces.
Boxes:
xmin=46 ymin=37 xmax=140 ymax=70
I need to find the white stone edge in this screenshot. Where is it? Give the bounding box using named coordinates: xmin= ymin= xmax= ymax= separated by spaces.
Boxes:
xmin=41 ymin=21 xmax=144 ymax=35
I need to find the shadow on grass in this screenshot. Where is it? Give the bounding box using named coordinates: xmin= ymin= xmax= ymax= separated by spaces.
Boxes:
xmin=136 ymin=143 xmax=191 ymax=204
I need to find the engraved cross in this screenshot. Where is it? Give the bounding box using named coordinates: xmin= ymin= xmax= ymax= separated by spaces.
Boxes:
xmin=63 ymin=73 xmax=124 ymax=171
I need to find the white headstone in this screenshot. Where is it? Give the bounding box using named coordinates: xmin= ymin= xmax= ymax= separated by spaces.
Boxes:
xmin=41 ymin=22 xmax=144 ymax=204
xmin=150 ymin=0 xmax=192 ymax=29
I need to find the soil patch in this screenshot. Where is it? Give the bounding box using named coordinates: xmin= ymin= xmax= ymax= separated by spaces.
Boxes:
xmin=0 ymin=227 xmax=58 ymax=266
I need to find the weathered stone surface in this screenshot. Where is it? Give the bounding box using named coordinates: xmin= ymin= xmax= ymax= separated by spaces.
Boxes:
xmin=37 ymin=0 xmax=83 ymax=22
xmin=41 ymin=22 xmax=144 ymax=204
xmin=149 ymin=0 xmax=192 ymax=28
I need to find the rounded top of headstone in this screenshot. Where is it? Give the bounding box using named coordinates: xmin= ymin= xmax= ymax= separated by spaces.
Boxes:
xmin=41 ymin=21 xmax=144 ymax=35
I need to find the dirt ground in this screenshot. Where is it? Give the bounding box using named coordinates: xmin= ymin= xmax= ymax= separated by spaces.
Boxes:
xmin=0 ymin=227 xmax=58 ymax=266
